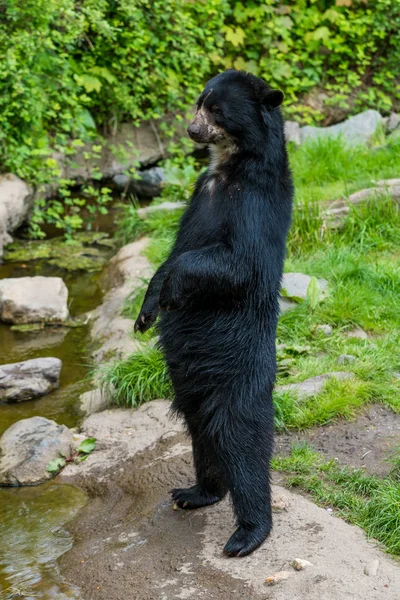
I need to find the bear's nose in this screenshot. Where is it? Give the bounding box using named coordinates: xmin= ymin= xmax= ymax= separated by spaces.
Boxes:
xmin=187 ymin=123 xmax=201 ymax=137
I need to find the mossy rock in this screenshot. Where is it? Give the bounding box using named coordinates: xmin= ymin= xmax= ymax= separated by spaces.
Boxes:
xmin=4 ymin=232 xmax=115 ymax=271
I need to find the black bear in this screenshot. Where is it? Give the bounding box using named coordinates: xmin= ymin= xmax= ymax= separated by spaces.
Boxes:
xmin=135 ymin=69 xmax=293 ymax=557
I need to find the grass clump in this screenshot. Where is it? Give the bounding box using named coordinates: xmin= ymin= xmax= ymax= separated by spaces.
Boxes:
xmin=102 ymin=345 xmax=172 ymax=408
xmin=273 ymin=443 xmax=400 ymax=556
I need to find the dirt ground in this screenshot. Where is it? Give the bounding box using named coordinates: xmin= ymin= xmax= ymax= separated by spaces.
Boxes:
xmin=60 ymin=402 xmax=400 ymax=599
xmin=276 ymin=403 xmax=400 ymax=476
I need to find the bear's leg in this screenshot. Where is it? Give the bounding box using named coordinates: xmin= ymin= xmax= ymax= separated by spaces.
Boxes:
xmin=216 ymin=416 xmax=273 ymax=557
xmin=171 ymin=432 xmax=228 ymax=510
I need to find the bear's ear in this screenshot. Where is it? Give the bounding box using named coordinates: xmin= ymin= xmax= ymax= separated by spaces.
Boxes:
xmin=263 ymin=89 xmax=284 ymax=109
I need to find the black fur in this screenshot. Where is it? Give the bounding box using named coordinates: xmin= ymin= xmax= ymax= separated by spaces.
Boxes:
xmin=135 ymin=69 xmax=293 ymax=557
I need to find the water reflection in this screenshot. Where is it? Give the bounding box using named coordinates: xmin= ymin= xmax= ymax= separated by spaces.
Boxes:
xmin=0 ymin=483 xmax=87 ymax=599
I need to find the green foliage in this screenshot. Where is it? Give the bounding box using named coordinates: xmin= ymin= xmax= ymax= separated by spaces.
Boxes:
xmin=272 ymin=444 xmax=400 ymax=556
xmin=77 ymin=437 xmax=96 ymax=455
xmin=1 ymin=1 xmax=400 ymax=237
xmin=102 ymin=345 xmax=173 ymax=407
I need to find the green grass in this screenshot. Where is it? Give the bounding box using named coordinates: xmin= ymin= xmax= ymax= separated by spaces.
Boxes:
xmin=101 ymin=344 xmax=172 ymax=408
xmin=272 ymin=444 xmax=400 ymax=556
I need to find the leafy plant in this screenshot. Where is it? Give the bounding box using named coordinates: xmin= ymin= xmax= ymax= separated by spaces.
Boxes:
xmin=46 ymin=437 xmax=97 ymax=474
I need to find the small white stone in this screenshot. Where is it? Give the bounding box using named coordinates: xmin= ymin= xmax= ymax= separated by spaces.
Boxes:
xmin=265 ymin=570 xmax=292 ymax=585
xmin=364 ymin=559 xmax=380 ymax=576
xmin=345 ymin=327 xmax=368 ymax=340
xmin=272 ymin=491 xmax=290 ymax=512
xmin=291 ymin=558 xmax=314 ymax=571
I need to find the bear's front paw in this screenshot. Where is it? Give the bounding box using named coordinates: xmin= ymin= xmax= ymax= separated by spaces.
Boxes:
xmin=134 ymin=302 xmax=158 ymax=333
xmin=159 ymin=276 xmax=186 ymax=311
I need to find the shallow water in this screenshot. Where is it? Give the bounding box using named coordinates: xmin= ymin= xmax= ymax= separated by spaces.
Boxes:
xmin=0 ymin=483 xmax=87 ymax=599
xmin=0 ymin=258 xmax=103 ymax=435
xmin=0 ymin=247 xmax=106 ymax=597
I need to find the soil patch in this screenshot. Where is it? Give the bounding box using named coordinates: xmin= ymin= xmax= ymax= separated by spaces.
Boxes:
xmin=276 ymin=404 xmax=400 ymax=476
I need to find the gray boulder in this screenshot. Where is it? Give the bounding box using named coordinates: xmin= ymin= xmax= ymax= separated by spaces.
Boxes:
xmin=284 ymin=121 xmax=301 ymax=145
xmin=277 ymin=371 xmax=353 ymax=399
xmin=79 ymin=387 xmax=109 ymax=417
xmin=0 ymin=417 xmax=74 ymax=486
xmin=0 ymin=173 xmax=33 ymax=258
xmin=0 ymin=276 xmax=69 ymax=324
xmin=0 ymin=357 xmax=62 ymax=403
xmin=113 ymin=167 xmax=166 ymax=199
xmin=386 ymin=112 xmax=400 ymax=132
xmin=300 ymin=110 xmax=383 ymax=146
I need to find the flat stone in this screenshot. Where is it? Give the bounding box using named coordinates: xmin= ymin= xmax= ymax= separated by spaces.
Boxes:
xmin=136 ymin=201 xmax=186 ymax=219
xmin=300 ymin=110 xmax=383 ymax=146
xmin=277 ymin=372 xmax=353 ymax=399
xmin=284 ymin=121 xmax=301 ymax=145
xmin=0 ymin=276 xmax=69 ymax=324
xmin=0 ymin=417 xmax=74 ymax=486
xmin=0 ymin=357 xmax=62 ymax=403
xmin=60 ymin=400 xmax=184 ymax=485
xmin=281 ymin=273 xmax=328 ymax=303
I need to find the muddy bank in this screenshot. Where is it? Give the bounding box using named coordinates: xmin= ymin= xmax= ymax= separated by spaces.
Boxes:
xmin=59 ymin=401 xmax=400 ymax=600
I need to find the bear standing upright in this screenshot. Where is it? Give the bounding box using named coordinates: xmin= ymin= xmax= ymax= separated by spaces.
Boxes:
xmin=135 ymin=69 xmax=293 ymax=557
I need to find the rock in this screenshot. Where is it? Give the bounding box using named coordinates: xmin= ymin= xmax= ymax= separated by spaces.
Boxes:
xmin=91 ymin=238 xmax=153 ymax=363
xmin=113 ymin=167 xmax=166 ymax=199
xmin=60 ymin=400 xmax=184 ymax=485
xmin=136 ymin=201 xmax=186 ymax=219
xmin=284 ymin=121 xmax=301 ymax=145
xmin=364 ymin=559 xmax=380 ymax=576
xmin=0 ymin=276 xmax=69 ymax=324
xmin=291 ymin=558 xmax=314 ymax=571
xmin=0 ymin=417 xmax=74 ymax=486
xmin=345 ymin=327 xmax=368 ymax=340
xmin=324 ymin=178 xmax=400 ymax=225
xmin=386 ymin=112 xmax=400 ymax=132
xmin=277 ymin=372 xmax=353 ymax=399
xmin=0 ymin=174 xmax=33 ymax=258
xmin=280 ymin=273 xmax=328 ymax=312
xmin=300 ymin=110 xmax=383 ymax=146
xmin=338 ymin=354 xmax=356 ymax=364
xmin=265 ymin=570 xmax=292 ymax=586
xmin=79 ymin=388 xmax=110 ymax=417
xmin=316 ymin=324 xmax=333 ymax=336
xmin=0 ymin=357 xmax=62 ymax=403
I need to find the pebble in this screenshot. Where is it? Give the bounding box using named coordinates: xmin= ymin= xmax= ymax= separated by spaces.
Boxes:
xmin=291 ymin=558 xmax=314 ymax=571
xmin=265 ymin=570 xmax=292 ymax=585
xmin=272 ymin=491 xmax=290 ymax=512
xmin=316 ymin=324 xmax=333 ymax=336
xmin=338 ymin=354 xmax=356 ymax=364
xmin=364 ymin=559 xmax=380 ymax=576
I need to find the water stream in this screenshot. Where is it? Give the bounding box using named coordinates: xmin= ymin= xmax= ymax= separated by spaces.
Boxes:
xmin=0 ymin=242 xmax=108 ymax=598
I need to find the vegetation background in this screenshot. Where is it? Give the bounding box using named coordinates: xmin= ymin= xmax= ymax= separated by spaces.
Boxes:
xmin=1 ymin=0 xmax=400 ymax=234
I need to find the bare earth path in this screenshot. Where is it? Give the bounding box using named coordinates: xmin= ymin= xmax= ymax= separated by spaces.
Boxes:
xmin=59 ymin=401 xmax=400 ymax=599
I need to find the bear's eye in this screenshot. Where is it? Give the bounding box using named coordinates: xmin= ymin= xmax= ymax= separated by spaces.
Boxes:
xmin=211 ymin=105 xmax=222 ymax=117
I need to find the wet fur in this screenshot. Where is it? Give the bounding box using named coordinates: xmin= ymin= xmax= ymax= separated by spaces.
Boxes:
xmin=135 ymin=69 xmax=293 ymax=557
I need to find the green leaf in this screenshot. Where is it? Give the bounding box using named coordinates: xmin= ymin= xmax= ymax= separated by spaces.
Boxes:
xmin=77 ymin=437 xmax=97 ymax=455
xmin=224 ymin=26 xmax=245 ymax=47
xmin=307 ymin=277 xmax=321 ymax=310
xmin=46 ymin=457 xmax=66 ymax=473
